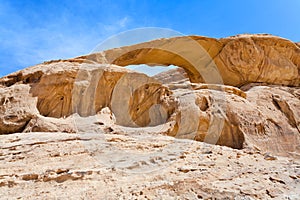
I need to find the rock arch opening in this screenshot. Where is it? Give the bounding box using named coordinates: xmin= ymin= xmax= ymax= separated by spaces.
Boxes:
xmin=81 ymin=36 xmax=220 ymax=85
xmin=125 ymin=64 xmax=178 ymax=77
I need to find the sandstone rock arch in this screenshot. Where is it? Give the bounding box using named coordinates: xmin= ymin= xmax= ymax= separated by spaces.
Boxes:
xmin=0 ymin=34 xmax=299 ymax=154
xmin=78 ymin=34 xmax=300 ymax=87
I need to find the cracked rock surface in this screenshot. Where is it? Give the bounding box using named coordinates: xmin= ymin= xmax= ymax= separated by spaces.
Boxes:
xmin=0 ymin=131 xmax=299 ymax=199
xmin=0 ymin=34 xmax=299 ymax=199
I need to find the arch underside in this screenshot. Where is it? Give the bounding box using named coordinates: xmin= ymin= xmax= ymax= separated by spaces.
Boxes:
xmin=78 ymin=35 xmax=300 ymax=87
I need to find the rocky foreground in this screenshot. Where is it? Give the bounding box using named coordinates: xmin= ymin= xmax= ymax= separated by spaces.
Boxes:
xmin=0 ymin=34 xmax=300 ymax=199
xmin=0 ymin=131 xmax=299 ymax=199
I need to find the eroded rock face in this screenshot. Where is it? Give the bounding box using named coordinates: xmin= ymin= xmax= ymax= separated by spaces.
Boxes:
xmin=79 ymin=34 xmax=300 ymax=87
xmin=1 ymin=132 xmax=299 ymax=199
xmin=0 ymin=61 xmax=176 ymax=132
xmin=0 ymin=84 xmax=39 ymax=134
xmin=164 ymin=82 xmax=300 ymax=154
xmin=0 ymin=34 xmax=299 ymax=158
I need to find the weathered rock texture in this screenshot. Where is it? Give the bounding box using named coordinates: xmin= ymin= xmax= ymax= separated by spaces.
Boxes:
xmin=0 ymin=34 xmax=299 ymax=157
xmin=0 ymin=34 xmax=300 ymax=198
xmin=79 ymin=34 xmax=300 ymax=87
xmin=0 ymin=62 xmax=176 ymax=130
xmin=1 ymin=131 xmax=299 ymax=199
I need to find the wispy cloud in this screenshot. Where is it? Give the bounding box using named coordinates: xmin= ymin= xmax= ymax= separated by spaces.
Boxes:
xmin=0 ymin=1 xmax=132 ymax=76
xmin=119 ymin=16 xmax=129 ymax=28
xmin=103 ymin=16 xmax=130 ymax=33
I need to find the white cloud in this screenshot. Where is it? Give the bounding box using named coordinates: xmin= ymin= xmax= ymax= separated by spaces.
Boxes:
xmin=103 ymin=16 xmax=130 ymax=32
xmin=0 ymin=1 xmax=135 ymax=76
xmin=119 ymin=16 xmax=129 ymax=27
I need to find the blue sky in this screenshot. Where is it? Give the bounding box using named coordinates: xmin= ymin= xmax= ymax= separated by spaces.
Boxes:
xmin=0 ymin=0 xmax=299 ymax=77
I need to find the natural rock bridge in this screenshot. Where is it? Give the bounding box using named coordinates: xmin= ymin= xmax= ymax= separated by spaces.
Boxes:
xmin=0 ymin=34 xmax=299 ymax=154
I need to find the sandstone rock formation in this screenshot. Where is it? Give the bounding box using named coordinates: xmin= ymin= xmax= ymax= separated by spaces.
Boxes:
xmin=0 ymin=62 xmax=176 ymax=130
xmin=1 ymin=131 xmax=299 ymax=199
xmin=79 ymin=34 xmax=300 ymax=87
xmin=0 ymin=34 xmax=299 ymax=155
xmin=0 ymin=34 xmax=300 ymax=198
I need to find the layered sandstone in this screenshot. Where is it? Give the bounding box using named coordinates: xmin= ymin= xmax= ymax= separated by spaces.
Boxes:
xmin=79 ymin=34 xmax=300 ymax=87
xmin=1 ymin=131 xmax=299 ymax=199
xmin=0 ymin=34 xmax=299 ymax=155
xmin=1 ymin=33 xmax=300 ymax=199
